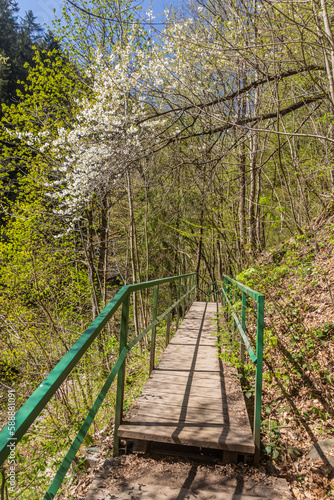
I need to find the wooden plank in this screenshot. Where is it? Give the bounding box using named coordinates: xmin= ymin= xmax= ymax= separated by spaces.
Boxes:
xmin=129 ymin=401 xmax=248 ymax=419
xmin=124 ymin=410 xmax=250 ymax=428
xmin=133 ymin=396 xmax=247 ymax=414
xmin=151 ymin=370 xmax=224 ymax=378
xmin=118 ymin=424 xmax=255 ymax=453
xmin=144 ymin=373 xmax=241 ymax=388
xmin=132 ymin=396 xmax=247 ymax=411
xmin=138 ymin=386 xmax=243 ymax=402
xmin=144 ymin=372 xmax=231 ymax=388
xmin=152 ymin=371 xmax=225 ymax=376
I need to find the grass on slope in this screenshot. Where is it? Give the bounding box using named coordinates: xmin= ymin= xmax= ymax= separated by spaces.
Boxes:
xmin=234 ymin=208 xmax=334 ymax=499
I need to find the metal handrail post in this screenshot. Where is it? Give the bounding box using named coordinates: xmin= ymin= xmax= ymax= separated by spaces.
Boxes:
xmin=215 ymin=281 xmax=219 ymax=302
xmin=240 ymin=292 xmax=246 ymax=364
xmin=166 ymin=282 xmax=172 ymax=346
xmin=176 ymin=278 xmax=181 ymax=329
xmin=233 ymin=287 xmax=238 ymax=339
xmin=113 ymin=294 xmax=130 ymax=457
xmin=150 ymin=285 xmax=159 ymax=374
xmin=223 ymin=277 xmax=227 ymax=322
xmin=254 ymin=294 xmax=264 ymax=464
xmin=183 ymin=276 xmax=187 ymax=317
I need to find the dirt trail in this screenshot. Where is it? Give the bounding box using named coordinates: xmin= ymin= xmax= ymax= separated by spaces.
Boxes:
xmin=85 ymin=453 xmax=291 ymax=499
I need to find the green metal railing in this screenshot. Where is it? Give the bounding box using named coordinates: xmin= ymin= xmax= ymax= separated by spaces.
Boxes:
xmin=220 ymin=275 xmax=264 ymax=463
xmin=0 ymin=273 xmax=196 ymax=499
xmin=0 ymin=271 xmax=265 ymax=498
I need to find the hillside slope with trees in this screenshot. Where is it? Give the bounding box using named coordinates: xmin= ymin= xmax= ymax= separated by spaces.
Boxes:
xmin=1 ymin=0 xmax=334 ymax=497
xmin=236 ymin=207 xmax=334 ymax=499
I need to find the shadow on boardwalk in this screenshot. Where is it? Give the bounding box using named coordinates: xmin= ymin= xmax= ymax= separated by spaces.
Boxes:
xmin=118 ymin=301 xmax=254 ymax=455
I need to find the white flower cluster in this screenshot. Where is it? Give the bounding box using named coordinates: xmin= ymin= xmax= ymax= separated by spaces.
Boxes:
xmin=46 ymin=9 xmax=251 ymax=224
xmin=48 ymin=34 xmax=169 ymax=221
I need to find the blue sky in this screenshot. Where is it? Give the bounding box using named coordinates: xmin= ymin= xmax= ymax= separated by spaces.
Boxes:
xmin=16 ymin=0 xmax=179 ymax=28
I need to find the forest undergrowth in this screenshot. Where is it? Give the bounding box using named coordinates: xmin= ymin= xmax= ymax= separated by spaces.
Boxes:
xmin=0 ymin=301 xmax=176 ymax=499
xmin=228 ymin=204 xmax=334 ymax=499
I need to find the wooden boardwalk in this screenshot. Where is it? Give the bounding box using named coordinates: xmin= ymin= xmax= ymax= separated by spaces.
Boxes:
xmin=118 ymin=301 xmax=255 ymax=456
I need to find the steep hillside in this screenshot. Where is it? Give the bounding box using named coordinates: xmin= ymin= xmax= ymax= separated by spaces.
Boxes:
xmin=236 ymin=202 xmax=334 ymax=499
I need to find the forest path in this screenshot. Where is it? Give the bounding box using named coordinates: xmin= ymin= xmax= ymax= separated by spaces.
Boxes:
xmin=85 ymin=450 xmax=292 ymax=499
xmin=85 ymin=302 xmax=291 ymax=499
xmin=117 ymin=301 xmax=254 ymax=456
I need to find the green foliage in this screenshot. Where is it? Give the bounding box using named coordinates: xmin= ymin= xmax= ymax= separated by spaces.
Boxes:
xmin=0 ymin=42 xmax=96 ymax=497
xmin=235 ymin=230 xmax=334 ymax=466
xmin=0 ymin=1 xmax=54 ymax=106
xmin=0 ymin=45 xmax=86 ymax=223
xmin=0 ymin=194 xmax=91 ymax=378
xmin=216 ymin=301 xmax=256 ymax=398
xmin=52 ymin=0 xmax=143 ymax=69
